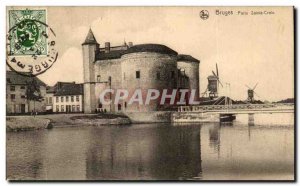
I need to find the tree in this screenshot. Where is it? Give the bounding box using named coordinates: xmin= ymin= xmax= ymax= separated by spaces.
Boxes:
xmin=26 ymin=77 xmax=43 ymax=114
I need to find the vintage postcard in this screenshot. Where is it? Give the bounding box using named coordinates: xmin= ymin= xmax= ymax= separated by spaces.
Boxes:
xmin=6 ymin=6 xmax=294 ymax=181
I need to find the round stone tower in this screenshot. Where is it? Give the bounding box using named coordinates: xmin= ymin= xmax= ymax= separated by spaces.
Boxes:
xmin=82 ymin=29 xmax=99 ymax=113
xmin=177 ymin=54 xmax=200 ymax=101
xmin=120 ymin=44 xmax=178 ymax=112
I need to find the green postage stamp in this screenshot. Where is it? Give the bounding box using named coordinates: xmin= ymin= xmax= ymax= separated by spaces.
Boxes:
xmin=6 ymin=8 xmax=58 ymax=76
xmin=8 ymin=9 xmax=47 ymax=56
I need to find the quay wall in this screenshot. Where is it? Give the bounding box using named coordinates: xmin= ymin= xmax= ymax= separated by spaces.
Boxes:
xmin=125 ymin=111 xmax=173 ymax=123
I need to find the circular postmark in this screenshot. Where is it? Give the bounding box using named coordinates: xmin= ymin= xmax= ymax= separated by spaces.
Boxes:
xmin=6 ymin=9 xmax=58 ymax=77
xmin=199 ymin=10 xmax=209 ymax=20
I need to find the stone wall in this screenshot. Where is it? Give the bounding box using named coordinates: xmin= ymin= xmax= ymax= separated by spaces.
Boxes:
xmin=125 ymin=111 xmax=173 ymax=123
xmin=94 ymin=59 xmax=122 ymax=112
xmin=121 ymin=52 xmax=178 ymax=112
xmin=177 ymin=60 xmax=200 ymax=100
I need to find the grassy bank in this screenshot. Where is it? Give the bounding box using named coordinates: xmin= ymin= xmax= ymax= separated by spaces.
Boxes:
xmin=7 ymin=116 xmax=51 ymax=132
xmin=7 ymin=113 xmax=131 ymax=131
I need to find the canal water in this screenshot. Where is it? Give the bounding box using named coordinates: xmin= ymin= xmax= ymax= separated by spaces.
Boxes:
xmin=7 ymin=113 xmax=294 ymax=180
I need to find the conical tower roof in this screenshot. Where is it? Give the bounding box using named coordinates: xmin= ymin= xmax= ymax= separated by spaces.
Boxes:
xmin=82 ymin=28 xmax=98 ymax=45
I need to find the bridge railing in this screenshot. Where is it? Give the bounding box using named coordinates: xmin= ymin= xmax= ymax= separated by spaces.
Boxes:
xmin=177 ymin=104 xmax=279 ymax=112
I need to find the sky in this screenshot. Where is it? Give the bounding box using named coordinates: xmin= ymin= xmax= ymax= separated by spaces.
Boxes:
xmin=30 ymin=6 xmax=294 ymax=101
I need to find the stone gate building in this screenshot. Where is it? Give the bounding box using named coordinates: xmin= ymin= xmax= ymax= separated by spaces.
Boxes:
xmin=82 ymin=29 xmax=200 ymax=113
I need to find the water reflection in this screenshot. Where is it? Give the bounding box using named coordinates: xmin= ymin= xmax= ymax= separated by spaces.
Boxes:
xmin=248 ymin=113 xmax=255 ymax=126
xmin=209 ymin=124 xmax=220 ymax=156
xmin=7 ymin=113 xmax=294 ymax=180
xmin=201 ymin=121 xmax=294 ymax=180
xmin=7 ymin=131 xmax=45 ymax=180
xmin=85 ymin=125 xmax=202 ymax=180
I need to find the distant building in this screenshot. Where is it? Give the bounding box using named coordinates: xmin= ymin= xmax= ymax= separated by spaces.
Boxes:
xmin=45 ymin=85 xmax=55 ymax=112
xmin=6 ymin=71 xmax=47 ymax=114
xmin=46 ymin=82 xmax=84 ymax=113
xmin=82 ymin=29 xmax=200 ymax=113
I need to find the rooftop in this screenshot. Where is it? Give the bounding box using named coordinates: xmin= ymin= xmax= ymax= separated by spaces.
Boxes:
xmin=46 ymin=86 xmax=55 ymax=93
xmin=6 ymin=71 xmax=46 ymax=86
xmin=84 ymin=29 xmax=198 ymax=62
xmin=208 ymin=75 xmax=218 ymax=79
xmin=47 ymin=82 xmax=77 ymax=93
xmin=125 ymin=44 xmax=178 ymax=56
xmin=96 ymin=50 xmax=126 ymax=60
xmin=82 ymin=28 xmax=98 ymax=45
xmin=54 ymin=83 xmax=83 ymax=96
xmin=177 ymin=54 xmax=200 ymax=63
xmin=95 ymin=44 xmax=179 ymax=61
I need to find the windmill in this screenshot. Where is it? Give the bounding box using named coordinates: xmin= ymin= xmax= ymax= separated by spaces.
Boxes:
xmin=202 ymin=63 xmax=223 ymax=99
xmin=245 ymin=83 xmax=259 ymax=102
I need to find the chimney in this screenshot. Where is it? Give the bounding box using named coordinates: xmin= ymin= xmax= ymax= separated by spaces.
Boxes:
xmin=128 ymin=42 xmax=133 ymax=48
xmin=105 ymin=42 xmax=110 ymax=53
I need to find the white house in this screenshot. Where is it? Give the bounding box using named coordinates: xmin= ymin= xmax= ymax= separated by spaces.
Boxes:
xmin=46 ymin=82 xmax=84 ymax=113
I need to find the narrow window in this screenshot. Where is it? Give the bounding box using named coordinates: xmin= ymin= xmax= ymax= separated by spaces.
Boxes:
xmin=61 ymin=96 xmax=64 ymax=102
xmin=61 ymin=105 xmax=64 ymax=112
xmin=11 ymin=94 xmax=15 ymax=101
xmin=71 ymin=96 xmax=74 ymax=102
xmin=97 ymin=75 xmax=101 ymax=82
xmin=76 ymin=105 xmax=80 ymax=112
xmin=72 ymin=105 xmax=75 ymax=112
xmin=76 ymin=96 xmax=79 ymax=102
xmin=66 ymin=96 xmax=69 ymax=102
xmin=10 ymin=86 xmax=15 ymax=91
xmin=49 ymin=97 xmax=52 ymax=104
xmin=56 ymin=97 xmax=59 ymax=103
xmin=108 ymin=76 xmax=112 ymax=85
xmin=136 ymin=71 xmax=140 ymax=79
xmin=56 ymin=105 xmax=59 ymax=112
